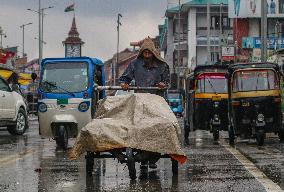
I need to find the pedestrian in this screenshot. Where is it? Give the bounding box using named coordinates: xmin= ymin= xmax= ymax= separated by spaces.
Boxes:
xmin=119 ymin=37 xmax=170 ymax=169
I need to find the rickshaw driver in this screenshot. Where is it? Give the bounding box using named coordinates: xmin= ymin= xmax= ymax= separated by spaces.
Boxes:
xmin=119 ymin=37 xmax=170 ymax=169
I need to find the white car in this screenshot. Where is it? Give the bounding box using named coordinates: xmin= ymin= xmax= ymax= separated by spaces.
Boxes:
xmin=0 ymin=77 xmax=29 ymax=135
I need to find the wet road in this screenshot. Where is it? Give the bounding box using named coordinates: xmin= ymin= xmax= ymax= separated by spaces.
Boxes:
xmin=0 ymin=118 xmax=283 ymax=192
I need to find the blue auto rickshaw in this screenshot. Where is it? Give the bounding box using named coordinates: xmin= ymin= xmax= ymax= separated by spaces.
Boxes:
xmin=167 ymin=89 xmax=183 ymax=117
xmin=37 ymin=57 xmax=106 ymax=149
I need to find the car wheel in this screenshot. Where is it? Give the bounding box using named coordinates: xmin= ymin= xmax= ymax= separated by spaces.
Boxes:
xmin=7 ymin=108 xmax=28 ymax=135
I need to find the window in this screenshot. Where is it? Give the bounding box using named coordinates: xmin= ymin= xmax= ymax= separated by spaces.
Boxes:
xmin=0 ymin=78 xmax=10 ymax=92
xmin=279 ymin=0 xmax=284 ymax=13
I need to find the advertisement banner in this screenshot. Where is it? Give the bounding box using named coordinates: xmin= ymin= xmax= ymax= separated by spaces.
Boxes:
xmin=229 ymin=0 xmax=284 ymax=18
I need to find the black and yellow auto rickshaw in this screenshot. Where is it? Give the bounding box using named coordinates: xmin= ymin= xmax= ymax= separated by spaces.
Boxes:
xmin=227 ymin=63 xmax=284 ymax=146
xmin=184 ymin=65 xmax=228 ymax=141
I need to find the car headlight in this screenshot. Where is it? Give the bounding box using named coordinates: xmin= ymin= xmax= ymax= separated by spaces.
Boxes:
xmin=78 ymin=101 xmax=90 ymax=112
xmin=257 ymin=114 xmax=264 ymax=122
xmin=38 ymin=102 xmax=47 ymax=113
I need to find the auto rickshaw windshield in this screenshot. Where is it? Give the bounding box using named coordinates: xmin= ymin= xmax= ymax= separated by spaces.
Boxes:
xmin=232 ymin=69 xmax=278 ymax=92
xmin=41 ymin=62 xmax=89 ymax=93
xmin=196 ymin=74 xmax=227 ymax=93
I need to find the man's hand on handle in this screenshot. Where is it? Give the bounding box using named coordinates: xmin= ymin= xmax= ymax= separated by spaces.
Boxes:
xmin=120 ymin=83 xmax=129 ymax=90
xmin=157 ymin=82 xmax=167 ymax=89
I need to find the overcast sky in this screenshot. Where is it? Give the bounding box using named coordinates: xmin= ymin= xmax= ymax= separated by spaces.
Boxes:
xmin=0 ymin=0 xmax=182 ymax=62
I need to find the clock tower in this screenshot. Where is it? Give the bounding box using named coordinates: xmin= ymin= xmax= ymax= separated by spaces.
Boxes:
xmin=63 ymin=16 xmax=84 ymax=57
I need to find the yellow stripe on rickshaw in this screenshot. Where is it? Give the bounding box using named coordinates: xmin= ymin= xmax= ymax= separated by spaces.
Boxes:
xmin=195 ymin=93 xmax=228 ymax=99
xmin=231 ymin=90 xmax=280 ymax=99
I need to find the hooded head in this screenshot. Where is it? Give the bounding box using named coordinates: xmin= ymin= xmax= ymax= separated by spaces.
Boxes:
xmin=137 ymin=37 xmax=166 ymax=64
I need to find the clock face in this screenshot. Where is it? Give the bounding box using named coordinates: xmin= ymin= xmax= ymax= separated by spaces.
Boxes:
xmin=66 ymin=44 xmax=80 ymax=57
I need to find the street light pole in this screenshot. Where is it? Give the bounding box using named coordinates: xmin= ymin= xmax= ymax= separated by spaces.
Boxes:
xmin=207 ymin=2 xmax=211 ymax=65
xmin=177 ymin=0 xmax=181 ymax=89
xmin=20 ymin=22 xmax=32 ymax=58
xmin=27 ymin=3 xmax=53 ymax=64
xmin=261 ymin=0 xmax=268 ymax=62
xmin=38 ymin=0 xmax=42 ymax=65
xmin=115 ymin=13 xmax=122 ymax=86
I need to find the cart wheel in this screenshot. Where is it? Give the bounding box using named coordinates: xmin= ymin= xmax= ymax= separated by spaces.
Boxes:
xmin=213 ymin=126 xmax=220 ymax=141
xmin=279 ymin=129 xmax=284 ymax=143
xmin=126 ymin=148 xmax=136 ymax=180
xmin=256 ymin=130 xmax=265 ymax=146
xmin=229 ymin=126 xmax=235 ymax=145
xmin=56 ymin=125 xmax=68 ymax=150
xmin=85 ymin=152 xmax=95 ymax=176
xmin=171 ymin=158 xmax=178 ymax=176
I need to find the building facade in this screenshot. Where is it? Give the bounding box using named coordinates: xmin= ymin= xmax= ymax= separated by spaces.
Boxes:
xmin=161 ymin=0 xmax=233 ymax=74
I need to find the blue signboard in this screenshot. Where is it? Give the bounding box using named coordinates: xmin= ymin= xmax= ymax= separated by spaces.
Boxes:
xmin=242 ymin=37 xmax=284 ymax=49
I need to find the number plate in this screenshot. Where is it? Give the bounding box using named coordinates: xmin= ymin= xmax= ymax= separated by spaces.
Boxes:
xmin=57 ymin=98 xmax=68 ymax=105
xmin=212 ymin=96 xmax=221 ymax=101
xmin=242 ymin=102 xmax=250 ymax=107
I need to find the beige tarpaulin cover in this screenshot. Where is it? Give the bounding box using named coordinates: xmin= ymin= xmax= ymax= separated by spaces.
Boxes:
xmin=69 ymin=93 xmax=187 ymax=164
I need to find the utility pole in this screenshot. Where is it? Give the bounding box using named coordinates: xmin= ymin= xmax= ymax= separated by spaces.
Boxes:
xmin=38 ymin=0 xmax=42 ymax=66
xmin=20 ymin=22 xmax=32 ymax=58
xmin=115 ymin=13 xmax=122 ymax=86
xmin=207 ymin=2 xmax=211 ymax=65
xmin=261 ymin=0 xmax=267 ymax=62
xmin=220 ymin=3 xmax=223 ymax=64
xmin=177 ymin=0 xmax=181 ymax=89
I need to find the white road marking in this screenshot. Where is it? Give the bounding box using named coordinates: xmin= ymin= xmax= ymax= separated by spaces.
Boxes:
xmin=221 ymin=142 xmax=283 ymax=192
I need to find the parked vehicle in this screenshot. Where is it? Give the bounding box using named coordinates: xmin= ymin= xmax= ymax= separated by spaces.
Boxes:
xmin=167 ymin=89 xmax=183 ymax=116
xmin=184 ymin=65 xmax=228 ymax=141
xmin=0 ymin=76 xmax=29 ymax=135
xmin=227 ymin=63 xmax=284 ymax=146
xmin=38 ymin=57 xmax=105 ymax=149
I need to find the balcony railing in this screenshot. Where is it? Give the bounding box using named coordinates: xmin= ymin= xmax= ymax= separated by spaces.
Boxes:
xmin=174 ymin=33 xmax=188 ymax=42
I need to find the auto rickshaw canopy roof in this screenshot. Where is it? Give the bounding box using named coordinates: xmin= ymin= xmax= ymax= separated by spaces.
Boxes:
xmin=228 ymin=63 xmax=280 ymax=76
xmin=0 ymin=66 xmax=33 ymax=86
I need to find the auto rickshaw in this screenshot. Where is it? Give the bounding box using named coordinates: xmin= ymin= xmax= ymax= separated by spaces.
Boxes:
xmin=227 ymin=63 xmax=284 ymax=146
xmin=184 ymin=65 xmax=229 ymax=141
xmin=167 ymin=89 xmax=183 ymax=117
xmin=38 ymin=57 xmax=105 ymax=149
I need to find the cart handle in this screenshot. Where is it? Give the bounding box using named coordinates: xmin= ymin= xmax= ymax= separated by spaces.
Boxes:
xmin=94 ymin=86 xmax=166 ymax=91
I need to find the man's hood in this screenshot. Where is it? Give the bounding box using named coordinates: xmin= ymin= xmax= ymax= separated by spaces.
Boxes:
xmin=137 ymin=37 xmax=166 ymax=64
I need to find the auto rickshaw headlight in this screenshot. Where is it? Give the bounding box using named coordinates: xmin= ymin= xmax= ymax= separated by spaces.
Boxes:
xmin=214 ymin=102 xmax=219 ymax=108
xmin=257 ymin=114 xmax=265 ymax=122
xmin=38 ymin=102 xmax=47 ymax=113
xmin=78 ymin=101 xmax=90 ymax=112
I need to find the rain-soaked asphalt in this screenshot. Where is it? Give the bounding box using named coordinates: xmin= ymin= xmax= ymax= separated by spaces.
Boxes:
xmin=0 ymin=117 xmax=283 ymax=192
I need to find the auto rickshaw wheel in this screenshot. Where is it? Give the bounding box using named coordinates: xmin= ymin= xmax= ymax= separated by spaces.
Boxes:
xmin=279 ymin=129 xmax=284 ymax=143
xmin=213 ymin=126 xmax=219 ymax=141
xmin=229 ymin=127 xmax=235 ymax=145
xmin=171 ymin=158 xmax=178 ymax=176
xmin=85 ymin=152 xmax=95 ymax=176
xmin=126 ymin=148 xmax=136 ymax=180
xmin=56 ymin=125 xmax=68 ymax=150
xmin=256 ymin=130 xmax=265 ymax=146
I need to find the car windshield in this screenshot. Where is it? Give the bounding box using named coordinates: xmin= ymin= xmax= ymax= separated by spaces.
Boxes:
xmin=41 ymin=62 xmax=88 ymax=93
xmin=233 ymin=69 xmax=278 ymax=92
xmin=196 ymin=74 xmax=227 ymax=93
